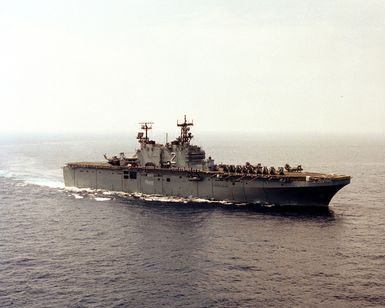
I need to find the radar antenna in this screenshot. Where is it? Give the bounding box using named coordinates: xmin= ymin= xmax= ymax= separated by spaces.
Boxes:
xmin=137 ymin=122 xmax=154 ymax=143
xmin=177 ymin=115 xmax=194 ymax=144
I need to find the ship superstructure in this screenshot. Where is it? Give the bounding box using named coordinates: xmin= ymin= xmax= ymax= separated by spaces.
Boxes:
xmin=134 ymin=117 xmax=212 ymax=170
xmin=63 ymin=116 xmax=350 ymax=207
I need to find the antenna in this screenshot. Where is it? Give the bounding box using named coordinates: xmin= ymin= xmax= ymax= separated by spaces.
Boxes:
xmin=138 ymin=122 xmax=154 ymax=142
xmin=177 ymin=115 xmax=194 ymax=144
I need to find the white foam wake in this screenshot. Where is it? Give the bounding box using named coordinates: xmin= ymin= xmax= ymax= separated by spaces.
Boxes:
xmin=24 ymin=178 xmax=64 ymax=189
xmin=0 ymin=168 xmax=64 ymax=189
xmin=94 ymin=197 xmax=111 ymax=202
xmin=63 ymin=186 xmax=233 ymax=205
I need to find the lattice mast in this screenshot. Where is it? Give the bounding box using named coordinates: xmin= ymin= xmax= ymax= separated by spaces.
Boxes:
xmin=137 ymin=122 xmax=154 ymax=143
xmin=177 ymin=115 xmax=194 ymax=144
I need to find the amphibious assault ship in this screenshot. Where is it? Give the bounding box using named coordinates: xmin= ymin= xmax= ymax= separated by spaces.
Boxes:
xmin=63 ymin=116 xmax=351 ymax=207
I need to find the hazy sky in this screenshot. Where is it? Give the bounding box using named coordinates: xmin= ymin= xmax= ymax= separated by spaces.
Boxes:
xmin=1 ymin=0 xmax=384 ymax=135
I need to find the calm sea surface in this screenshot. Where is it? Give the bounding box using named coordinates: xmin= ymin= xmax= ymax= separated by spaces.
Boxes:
xmin=0 ymin=133 xmax=384 ymax=307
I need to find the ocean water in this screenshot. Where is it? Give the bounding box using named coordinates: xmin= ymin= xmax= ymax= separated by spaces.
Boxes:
xmin=0 ymin=133 xmax=384 ymax=307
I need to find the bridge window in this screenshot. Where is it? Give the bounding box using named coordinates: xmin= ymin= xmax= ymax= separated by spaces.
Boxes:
xmin=166 ymin=178 xmax=170 ymax=182
xmin=130 ymin=172 xmax=137 ymax=179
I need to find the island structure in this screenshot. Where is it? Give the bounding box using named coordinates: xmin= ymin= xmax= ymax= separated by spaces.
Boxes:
xmin=63 ymin=116 xmax=350 ymax=207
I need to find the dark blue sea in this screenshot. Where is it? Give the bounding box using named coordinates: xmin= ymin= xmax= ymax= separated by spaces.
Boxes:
xmin=0 ymin=133 xmax=384 ymax=307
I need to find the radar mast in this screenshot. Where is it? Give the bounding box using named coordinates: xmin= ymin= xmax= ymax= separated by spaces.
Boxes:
xmin=137 ymin=122 xmax=154 ymax=143
xmin=177 ymin=115 xmax=194 ymax=144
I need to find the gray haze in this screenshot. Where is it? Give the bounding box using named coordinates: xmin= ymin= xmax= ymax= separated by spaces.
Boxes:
xmin=0 ymin=0 xmax=384 ymax=135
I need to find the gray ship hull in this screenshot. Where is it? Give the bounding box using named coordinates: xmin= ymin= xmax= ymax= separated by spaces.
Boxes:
xmin=63 ymin=163 xmax=350 ymax=207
